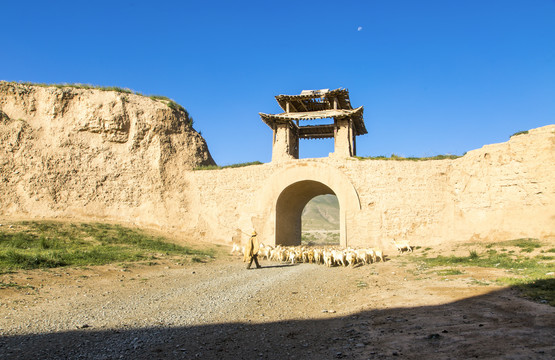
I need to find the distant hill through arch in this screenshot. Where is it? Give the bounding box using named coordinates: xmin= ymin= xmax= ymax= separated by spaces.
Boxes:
xmin=302 ymin=194 xmax=340 ymax=245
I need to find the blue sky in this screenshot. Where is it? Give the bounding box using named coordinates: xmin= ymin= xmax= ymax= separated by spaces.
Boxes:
xmin=2 ymin=1 xmax=554 ymax=165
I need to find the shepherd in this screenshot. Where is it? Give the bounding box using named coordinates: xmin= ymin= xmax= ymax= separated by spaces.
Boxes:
xmin=244 ymin=230 xmax=262 ymax=269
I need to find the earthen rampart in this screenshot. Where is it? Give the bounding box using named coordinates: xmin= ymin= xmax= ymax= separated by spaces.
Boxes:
xmin=1 ymin=83 xmax=553 ymax=252
xmin=184 ymin=125 xmax=554 ymax=251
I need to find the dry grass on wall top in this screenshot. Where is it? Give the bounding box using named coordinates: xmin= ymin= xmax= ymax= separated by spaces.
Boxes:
xmin=10 ymin=82 xmax=193 ymax=126
xmin=353 ymin=154 xmax=462 ymax=161
xmin=193 ymin=161 xmax=263 ymax=171
xmin=511 ymin=130 xmax=529 ymax=137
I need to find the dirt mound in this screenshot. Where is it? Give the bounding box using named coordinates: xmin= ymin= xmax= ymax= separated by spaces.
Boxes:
xmin=0 ymin=82 xmax=214 ymax=227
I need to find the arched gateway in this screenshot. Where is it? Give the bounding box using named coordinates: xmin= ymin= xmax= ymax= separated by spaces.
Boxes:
xmin=253 ymin=88 xmax=367 ymax=247
xmin=256 ymin=162 xmax=361 ymax=247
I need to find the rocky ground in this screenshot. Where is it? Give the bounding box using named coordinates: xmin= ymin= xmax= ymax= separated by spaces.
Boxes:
xmin=0 ymin=248 xmax=554 ymax=360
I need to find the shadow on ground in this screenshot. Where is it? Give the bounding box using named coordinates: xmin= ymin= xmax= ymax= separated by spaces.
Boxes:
xmin=257 ymin=263 xmax=298 ymax=269
xmin=1 ymin=284 xmax=553 ymax=360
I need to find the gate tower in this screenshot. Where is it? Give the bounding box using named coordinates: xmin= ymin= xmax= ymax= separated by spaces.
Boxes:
xmin=259 ymin=88 xmax=367 ymax=162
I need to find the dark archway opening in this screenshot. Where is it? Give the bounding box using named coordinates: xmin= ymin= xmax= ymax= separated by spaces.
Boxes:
xmin=275 ymin=180 xmax=337 ymax=246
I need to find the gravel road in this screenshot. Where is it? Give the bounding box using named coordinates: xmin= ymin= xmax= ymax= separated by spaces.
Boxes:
xmin=1 ymin=257 xmax=554 ymax=359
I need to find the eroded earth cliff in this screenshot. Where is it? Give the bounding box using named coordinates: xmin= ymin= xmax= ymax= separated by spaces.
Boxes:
xmin=0 ymin=82 xmax=214 ymax=228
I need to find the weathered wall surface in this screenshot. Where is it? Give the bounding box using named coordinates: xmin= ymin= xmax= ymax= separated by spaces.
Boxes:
xmin=1 ymin=82 xmax=553 ymax=252
xmin=0 ymin=82 xmax=214 ymax=229
xmin=340 ymin=125 xmax=555 ymax=248
xmin=184 ymin=125 xmax=555 ymax=251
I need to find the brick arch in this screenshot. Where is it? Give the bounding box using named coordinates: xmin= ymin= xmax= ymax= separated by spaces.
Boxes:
xmin=255 ymin=162 xmax=361 ymax=247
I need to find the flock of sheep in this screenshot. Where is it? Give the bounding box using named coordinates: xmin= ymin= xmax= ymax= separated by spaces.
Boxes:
xmin=231 ymin=239 xmax=412 ymax=267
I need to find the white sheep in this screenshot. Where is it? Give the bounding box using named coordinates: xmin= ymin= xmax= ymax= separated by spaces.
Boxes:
xmin=332 ymin=250 xmax=347 ymax=267
xmin=323 ymin=250 xmax=334 ymax=267
xmin=392 ymin=239 xmax=412 ymax=253
xmin=288 ymin=249 xmax=299 ymax=264
xmin=313 ymin=248 xmax=323 ymax=264
xmin=255 ymin=244 xmax=386 ymax=267
xmin=230 ymin=243 xmax=244 ymax=256
xmin=373 ymin=248 xmax=384 ymax=262
xmin=269 ymin=246 xmax=283 ymax=262
xmin=355 ymin=249 xmax=370 ymax=265
xmin=365 ymin=248 xmax=377 ymax=263
xmin=258 ymin=243 xmax=273 ymax=260
xmin=345 ymin=250 xmax=357 ymax=267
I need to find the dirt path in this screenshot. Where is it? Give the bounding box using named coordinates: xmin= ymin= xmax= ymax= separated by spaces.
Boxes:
xmin=1 ymin=255 xmax=554 ymax=359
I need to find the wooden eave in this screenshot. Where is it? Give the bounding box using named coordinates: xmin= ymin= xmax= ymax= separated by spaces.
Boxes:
xmin=259 ymin=106 xmax=367 ymax=136
xmin=260 ymin=107 xmax=362 ymax=121
xmin=275 ymin=88 xmax=352 ymax=112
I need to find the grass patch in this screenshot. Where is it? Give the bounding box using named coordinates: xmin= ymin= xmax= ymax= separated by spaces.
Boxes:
xmin=0 ymin=221 xmax=215 ymax=272
xmin=414 ymin=244 xmax=554 ymax=306
xmin=194 ymin=161 xmax=263 ymax=171
xmin=149 ymin=95 xmax=171 ymax=101
xmin=354 ymin=153 xmax=461 ymax=161
xmin=191 ymin=256 xmax=207 ymax=263
xmin=416 ymin=251 xmax=550 ymax=276
xmin=488 ymin=238 xmax=543 ymax=253
xmin=0 ymin=282 xmax=35 ymax=290
xmin=511 ymin=130 xmax=529 ymax=137
xmin=436 ymin=269 xmax=464 ymax=276
xmin=497 ymin=278 xmax=555 ymax=306
xmin=469 ymin=279 xmax=490 ymax=286
xmin=356 ymin=280 xmax=368 ymax=289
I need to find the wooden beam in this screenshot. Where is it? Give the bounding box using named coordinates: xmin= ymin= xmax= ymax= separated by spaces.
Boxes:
xmin=289 ymin=101 xmax=299 ymax=112
xmin=296 ymin=100 xmax=308 ymax=112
